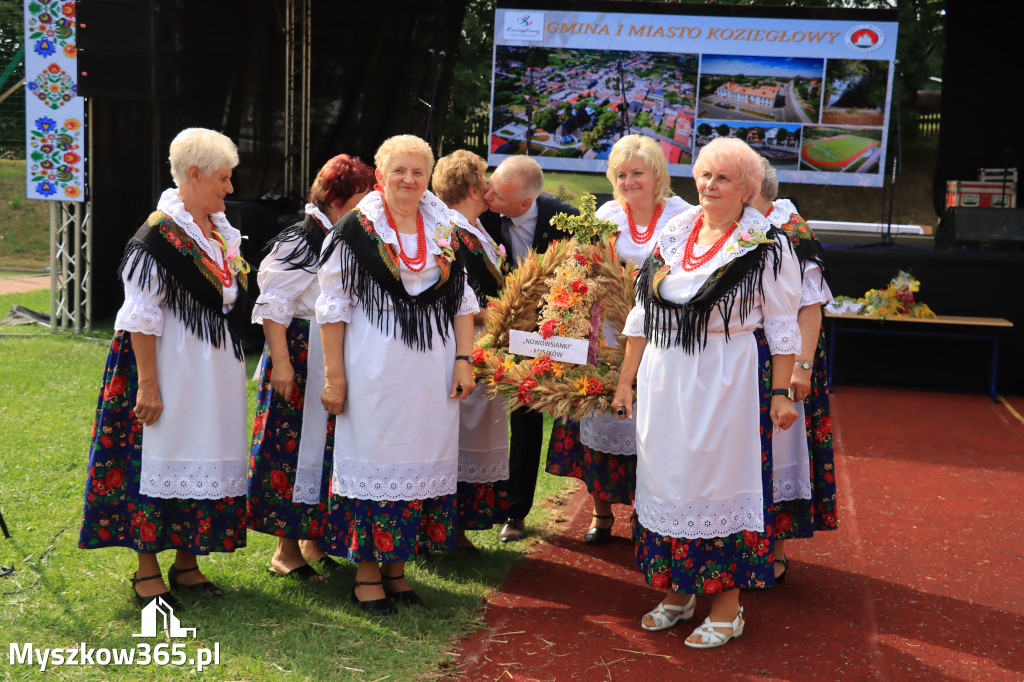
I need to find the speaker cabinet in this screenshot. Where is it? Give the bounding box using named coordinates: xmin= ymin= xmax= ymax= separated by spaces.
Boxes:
xmin=935 ymin=208 xmax=1024 ymax=251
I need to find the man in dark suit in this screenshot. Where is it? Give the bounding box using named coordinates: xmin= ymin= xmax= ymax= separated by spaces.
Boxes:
xmin=480 ymin=155 xmax=578 ymax=542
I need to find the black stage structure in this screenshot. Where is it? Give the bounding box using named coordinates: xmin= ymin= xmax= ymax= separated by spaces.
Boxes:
xmin=83 ymin=0 xmax=467 ymax=323
xmin=81 ymin=0 xmax=1024 ymax=394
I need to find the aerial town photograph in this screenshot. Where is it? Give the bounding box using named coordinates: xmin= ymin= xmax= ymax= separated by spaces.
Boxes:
xmin=491 ymin=46 xmax=698 ymax=164
xmin=698 ymin=54 xmax=824 ymax=124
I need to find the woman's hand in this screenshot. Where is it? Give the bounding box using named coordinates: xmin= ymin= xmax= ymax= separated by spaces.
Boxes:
xmin=451 ymin=360 xmax=476 ymax=399
xmin=790 ymin=366 xmax=812 ymax=402
xmin=611 ymin=383 xmax=633 ymax=420
xmin=321 ymin=374 xmax=347 ymax=415
xmin=270 ymin=360 xmax=296 ymax=401
xmin=770 ymin=395 xmax=798 ymax=431
xmin=134 ymin=380 xmax=164 ymax=426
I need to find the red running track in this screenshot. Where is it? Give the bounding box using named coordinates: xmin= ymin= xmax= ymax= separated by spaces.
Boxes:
xmin=448 ymin=387 xmax=1024 ymax=680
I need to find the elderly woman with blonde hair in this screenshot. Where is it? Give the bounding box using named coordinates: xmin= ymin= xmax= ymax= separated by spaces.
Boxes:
xmin=611 ymin=137 xmax=802 ymax=648
xmin=79 ymin=128 xmax=249 ymax=607
xmin=317 ymin=135 xmax=479 ymax=615
xmin=751 ymin=157 xmax=838 ymax=584
xmin=546 ymin=134 xmax=690 ymax=546
xmin=432 ymin=149 xmax=511 ymax=550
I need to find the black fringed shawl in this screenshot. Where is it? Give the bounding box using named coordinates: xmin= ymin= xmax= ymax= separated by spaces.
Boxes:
xmin=636 ymin=228 xmax=784 ymax=352
xmin=454 ymin=227 xmax=505 ymax=305
xmin=119 ymin=211 xmax=249 ymax=361
xmin=776 ymin=212 xmax=830 ymax=285
xmin=319 ymin=209 xmax=466 ymax=351
xmin=263 ymin=214 xmax=328 ymax=272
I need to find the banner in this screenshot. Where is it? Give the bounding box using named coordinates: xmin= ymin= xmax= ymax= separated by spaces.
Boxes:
xmin=490 ymin=5 xmax=899 ymax=187
xmin=23 ymin=0 xmax=84 ymax=202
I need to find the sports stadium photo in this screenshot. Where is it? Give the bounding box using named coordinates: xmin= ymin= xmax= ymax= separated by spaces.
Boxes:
xmin=799 ymin=126 xmax=883 ymax=173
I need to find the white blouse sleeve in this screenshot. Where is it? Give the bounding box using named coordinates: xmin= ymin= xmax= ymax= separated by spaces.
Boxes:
xmin=114 ymin=251 xmax=165 ymax=335
xmin=762 ymin=238 xmax=802 ymax=355
xmin=315 ymin=241 xmax=354 ymax=324
xmin=624 ymin=304 xmax=646 ymax=337
xmin=799 ymin=263 xmax=834 ymax=307
xmin=251 ymin=241 xmax=313 ymax=326
xmin=457 ymin=280 xmax=481 ymax=317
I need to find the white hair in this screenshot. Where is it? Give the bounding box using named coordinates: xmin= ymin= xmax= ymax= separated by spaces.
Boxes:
xmin=494 ymin=155 xmax=544 ymax=201
xmin=168 ymin=128 xmax=239 ymax=187
xmin=759 ymin=156 xmax=779 ymax=202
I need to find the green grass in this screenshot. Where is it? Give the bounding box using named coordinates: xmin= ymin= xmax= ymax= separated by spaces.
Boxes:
xmin=0 ymin=160 xmax=51 ymax=272
xmin=0 ymin=287 xmax=576 ymax=681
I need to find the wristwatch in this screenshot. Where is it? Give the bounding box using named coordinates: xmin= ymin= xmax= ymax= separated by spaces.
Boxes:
xmin=794 ymin=361 xmax=812 ymax=370
xmin=455 ymin=355 xmax=472 ymax=363
xmin=771 ymin=388 xmax=794 ymax=400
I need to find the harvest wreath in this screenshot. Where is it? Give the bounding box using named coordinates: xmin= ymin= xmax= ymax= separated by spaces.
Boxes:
xmin=472 ymin=194 xmax=639 ymax=421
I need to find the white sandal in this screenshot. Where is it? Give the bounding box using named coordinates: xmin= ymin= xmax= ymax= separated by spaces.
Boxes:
xmin=640 ymin=594 xmax=696 ymax=631
xmin=684 ymin=605 xmax=745 ymax=649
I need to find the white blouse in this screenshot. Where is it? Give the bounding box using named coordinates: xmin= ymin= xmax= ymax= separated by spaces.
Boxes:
xmin=114 ymin=188 xmax=248 ymax=500
xmin=315 ymin=190 xmax=480 ymax=501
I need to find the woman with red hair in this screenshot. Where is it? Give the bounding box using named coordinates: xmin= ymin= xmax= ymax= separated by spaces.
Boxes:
xmin=247 ymin=153 xmax=374 ymax=581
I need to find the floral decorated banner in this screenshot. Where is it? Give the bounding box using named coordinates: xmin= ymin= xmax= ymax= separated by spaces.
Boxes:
xmin=24 ymin=0 xmax=84 ymax=202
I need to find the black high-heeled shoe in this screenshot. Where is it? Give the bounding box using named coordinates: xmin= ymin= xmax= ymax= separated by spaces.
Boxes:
xmin=351 ymin=579 xmax=397 ymax=616
xmin=168 ymin=564 xmax=225 ymax=597
xmin=130 ymin=572 xmax=182 ymax=610
xmin=381 ymin=571 xmax=424 ymax=606
xmin=584 ymin=513 xmax=614 ymax=546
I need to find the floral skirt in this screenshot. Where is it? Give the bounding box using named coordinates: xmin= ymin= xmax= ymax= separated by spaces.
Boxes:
xmin=247 ymin=320 xmax=333 ymax=542
xmin=457 ymin=480 xmax=510 ymax=530
xmin=78 ymin=331 xmax=248 ymax=555
xmin=546 ymin=420 xmax=637 ymax=505
xmin=633 ymin=329 xmax=775 ymax=593
xmin=322 ymin=493 xmax=458 ymax=563
xmin=775 ymin=326 xmax=839 ymax=540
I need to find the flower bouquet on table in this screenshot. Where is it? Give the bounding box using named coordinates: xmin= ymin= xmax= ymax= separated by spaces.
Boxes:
xmin=826 ymin=270 xmax=936 ymax=320
xmin=473 ymin=194 xmax=638 ymax=420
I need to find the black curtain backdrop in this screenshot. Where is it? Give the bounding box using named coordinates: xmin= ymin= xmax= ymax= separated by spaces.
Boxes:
xmin=933 ymin=0 xmax=1023 ymax=215
xmin=88 ymin=0 xmax=467 ymax=318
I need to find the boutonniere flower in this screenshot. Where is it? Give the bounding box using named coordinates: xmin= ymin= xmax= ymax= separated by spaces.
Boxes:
xmin=212 ymin=232 xmax=251 ymax=276
xmin=433 ymin=224 xmax=457 ymax=263
xmin=496 ymin=243 xmax=507 ymax=268
xmin=725 ymin=226 xmax=772 ymax=252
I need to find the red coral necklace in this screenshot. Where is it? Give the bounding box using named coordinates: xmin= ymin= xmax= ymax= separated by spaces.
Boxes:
xmin=681 ymin=214 xmax=738 ymax=272
xmin=624 ymin=200 xmax=664 ymax=244
xmin=380 ymin=190 xmax=427 ymax=272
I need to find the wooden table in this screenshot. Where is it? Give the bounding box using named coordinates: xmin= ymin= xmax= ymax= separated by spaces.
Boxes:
xmin=824 ymin=312 xmax=1014 ymax=401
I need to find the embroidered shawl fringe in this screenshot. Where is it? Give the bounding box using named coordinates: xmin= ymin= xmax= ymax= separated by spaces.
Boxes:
xmin=119 ymin=242 xmax=247 ymax=361
xmin=639 ymin=231 xmax=785 ymax=352
xmin=264 ymin=217 xmax=324 ymax=272
xmin=795 ymin=238 xmax=830 ymax=289
xmin=321 ymin=230 xmax=466 ymax=351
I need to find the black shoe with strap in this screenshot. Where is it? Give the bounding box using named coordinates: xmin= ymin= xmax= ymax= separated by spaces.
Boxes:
xmin=168 ymin=565 xmax=225 ymax=597
xmin=130 ymin=572 xmax=182 ymax=610
xmin=584 ymin=513 xmax=614 ymax=546
xmin=351 ymin=579 xmax=398 ymax=616
xmin=381 ymin=571 xmax=424 ymax=607
xmin=774 ymin=557 xmax=790 ymax=583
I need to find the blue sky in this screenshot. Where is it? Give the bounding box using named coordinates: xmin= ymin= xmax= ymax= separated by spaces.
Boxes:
xmin=700 ymin=55 xmax=823 ymax=79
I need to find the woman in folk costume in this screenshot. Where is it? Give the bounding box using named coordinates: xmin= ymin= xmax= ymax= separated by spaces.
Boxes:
xmin=317 ymin=135 xmax=478 ymax=616
xmin=611 ymin=137 xmax=802 ymax=648
xmin=545 ymin=134 xmax=691 ymax=546
xmin=248 ymin=154 xmax=374 ymax=581
xmin=751 ymin=157 xmax=838 ymax=584
xmin=432 ymin=150 xmax=511 ymax=550
xmin=79 ymin=128 xmax=249 ymax=607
